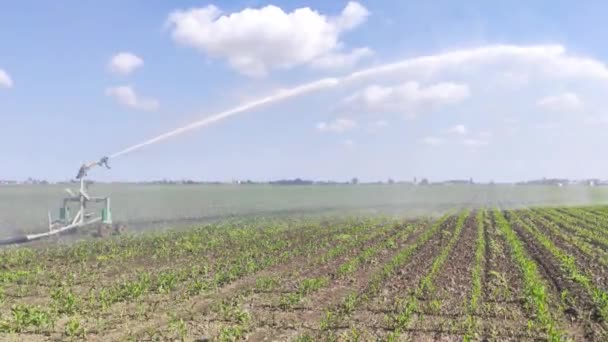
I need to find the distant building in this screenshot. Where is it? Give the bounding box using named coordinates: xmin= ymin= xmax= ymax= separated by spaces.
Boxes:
xmin=442 ymin=179 xmax=472 ymax=185
xmin=269 ymin=178 xmax=313 ymax=185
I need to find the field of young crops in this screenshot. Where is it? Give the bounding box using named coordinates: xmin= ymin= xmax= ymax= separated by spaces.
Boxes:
xmin=2 ymin=183 xmax=608 ymax=235
xmin=2 ymin=206 xmax=608 ymax=341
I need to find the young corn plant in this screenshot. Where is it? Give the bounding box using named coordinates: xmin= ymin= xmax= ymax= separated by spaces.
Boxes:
xmin=493 ymin=209 xmax=563 ymax=340
xmin=390 ymin=210 xmax=469 ymax=330
xmin=464 ymin=209 xmax=486 ymax=340
xmin=512 ymin=210 xmax=608 ymax=322
xmin=64 ymin=316 xmax=86 ymax=339
xmin=317 ymin=218 xmax=446 ymax=333
xmin=51 ymin=287 xmax=80 ymax=315
xmin=5 ymin=304 xmax=54 ymax=333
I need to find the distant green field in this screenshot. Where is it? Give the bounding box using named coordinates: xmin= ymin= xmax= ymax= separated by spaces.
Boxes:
xmin=1 ymin=183 xmax=608 ymax=235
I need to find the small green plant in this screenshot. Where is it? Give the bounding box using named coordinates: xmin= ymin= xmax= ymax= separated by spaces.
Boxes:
xmin=64 ymin=316 xmax=85 ymax=338
xmin=51 ymin=287 xmax=79 ymax=315
xmin=319 ymin=310 xmax=335 ymax=331
xmin=341 ymin=292 xmax=358 ymax=314
xmin=391 ymin=299 xmax=417 ymax=329
xmin=299 ymin=277 xmax=328 ymax=295
xmin=255 ymin=276 xmax=279 ymax=291
xmin=494 ymin=209 xmax=563 ymax=340
xmin=188 ymin=279 xmax=209 ymax=296
xmin=157 ymin=271 xmax=177 ymax=294
xmin=279 ymin=292 xmax=302 ymax=310
xmin=429 ymin=299 xmax=442 ymax=314
xmin=386 ymin=331 xmax=400 ymax=342
xmin=294 ymin=334 xmax=314 ymax=342
xmin=218 ymin=325 xmax=245 ymax=341
xmin=216 ymin=299 xmax=250 ymax=325
xmin=340 ymin=327 xmax=363 ymax=341
xmin=168 ymin=312 xmax=188 ymax=340
xmin=10 ymin=304 xmax=53 ymax=332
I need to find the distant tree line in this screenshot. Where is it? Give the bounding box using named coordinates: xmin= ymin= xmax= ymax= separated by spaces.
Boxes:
xmin=3 ymin=177 xmax=606 ymax=186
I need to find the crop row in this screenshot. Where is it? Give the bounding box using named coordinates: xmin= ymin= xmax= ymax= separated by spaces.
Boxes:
xmin=493 ymin=209 xmax=563 ymax=340
xmin=512 ymin=210 xmax=608 ymax=321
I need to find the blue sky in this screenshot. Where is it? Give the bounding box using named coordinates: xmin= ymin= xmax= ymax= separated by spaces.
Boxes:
xmin=2 ymin=1 xmax=608 ymax=182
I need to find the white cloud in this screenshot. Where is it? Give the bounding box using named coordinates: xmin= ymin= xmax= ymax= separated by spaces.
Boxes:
xmin=448 ymin=124 xmax=467 ymax=135
xmin=537 ymin=92 xmax=583 ymax=112
xmin=479 ymin=131 xmax=492 ymax=138
xmin=108 ymin=52 xmax=144 ymax=75
xmin=341 ymin=139 xmax=355 ymax=148
xmin=497 ymin=71 xmax=529 ymax=89
xmin=311 ymin=47 xmax=373 ymax=70
xmin=374 ymin=120 xmax=388 ymax=128
xmin=317 ymin=118 xmax=357 ymax=133
xmin=421 ymin=136 xmax=443 ymax=146
xmin=333 ymin=1 xmax=369 ymax=31
xmin=343 ymin=82 xmax=469 ymax=117
xmin=584 ymin=116 xmax=608 ymax=125
xmin=463 ymin=138 xmax=488 ymax=147
xmin=0 ymin=69 xmax=13 ymax=88
xmin=166 ymin=1 xmax=371 ymax=76
xmin=105 ymin=86 xmax=159 ymax=111
xmin=535 ymin=122 xmax=560 ymax=130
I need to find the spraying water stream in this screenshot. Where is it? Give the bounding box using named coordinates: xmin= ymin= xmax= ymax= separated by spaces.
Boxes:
xmin=108 ymin=55 xmax=435 ymax=160
xmin=110 ymin=77 xmax=340 ymax=159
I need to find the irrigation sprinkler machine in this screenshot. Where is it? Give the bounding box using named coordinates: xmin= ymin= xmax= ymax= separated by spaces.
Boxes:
xmin=0 ymin=67 xmax=349 ymax=247
xmin=0 ymin=156 xmax=124 ymax=246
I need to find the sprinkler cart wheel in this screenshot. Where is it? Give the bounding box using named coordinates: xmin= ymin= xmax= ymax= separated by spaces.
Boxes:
xmin=113 ymin=223 xmax=127 ymax=235
xmin=96 ymin=224 xmax=112 ymax=238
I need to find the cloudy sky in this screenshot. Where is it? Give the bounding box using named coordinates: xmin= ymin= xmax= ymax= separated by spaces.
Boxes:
xmin=2 ymin=0 xmax=608 ymax=182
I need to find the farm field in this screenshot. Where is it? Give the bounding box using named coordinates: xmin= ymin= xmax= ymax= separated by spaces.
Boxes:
xmin=2 ymin=183 xmax=608 ymax=235
xmin=2 ymin=206 xmax=608 ymax=340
